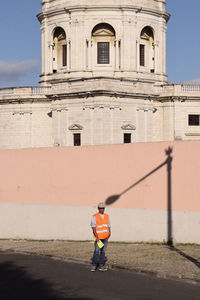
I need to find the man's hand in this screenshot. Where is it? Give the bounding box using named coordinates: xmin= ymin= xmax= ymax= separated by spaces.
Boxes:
xmin=107 ymin=228 xmax=111 ymax=240
xmin=92 ymin=227 xmax=99 ymax=241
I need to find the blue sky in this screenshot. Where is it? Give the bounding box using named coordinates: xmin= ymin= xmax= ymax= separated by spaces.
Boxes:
xmin=0 ymin=0 xmax=41 ymax=88
xmin=0 ymin=0 xmax=200 ymax=88
xmin=166 ymin=0 xmax=200 ymax=83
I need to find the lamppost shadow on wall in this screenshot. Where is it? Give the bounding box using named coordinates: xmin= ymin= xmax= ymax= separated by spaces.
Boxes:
xmin=105 ymin=146 xmax=173 ymax=246
xmin=106 ymin=147 xmax=200 ymax=269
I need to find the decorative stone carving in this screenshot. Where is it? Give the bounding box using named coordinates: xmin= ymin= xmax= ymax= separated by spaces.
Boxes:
xmin=121 ymin=124 xmax=136 ymax=130
xmin=68 ymin=124 xmax=83 ymax=131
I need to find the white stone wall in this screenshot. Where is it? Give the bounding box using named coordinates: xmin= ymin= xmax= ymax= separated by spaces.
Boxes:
xmin=1 ymin=88 xmax=200 ymax=149
xmin=175 ymin=101 xmax=200 ymax=141
xmin=42 ymin=0 xmax=166 ymax=13
xmin=0 ymin=102 xmax=52 ymax=149
xmin=49 ymin=96 xmax=156 ymax=147
xmin=152 ymin=101 xmax=163 ymax=141
xmin=1 ymin=202 xmax=200 ymax=244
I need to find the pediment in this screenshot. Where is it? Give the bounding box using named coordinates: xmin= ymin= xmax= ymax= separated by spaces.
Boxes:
xmin=93 ymin=29 xmax=114 ymax=37
xmin=68 ymin=124 xmax=83 ymax=130
xmin=141 ymin=32 xmax=150 ymax=40
xmin=121 ymin=124 xmax=136 ymax=130
xmin=58 ymin=33 xmax=66 ymax=41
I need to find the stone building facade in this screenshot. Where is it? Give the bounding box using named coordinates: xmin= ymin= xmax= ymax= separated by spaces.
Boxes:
xmin=0 ymin=0 xmax=200 ymax=149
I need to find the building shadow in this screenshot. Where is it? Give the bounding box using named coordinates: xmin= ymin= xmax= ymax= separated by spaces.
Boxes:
xmin=0 ymin=261 xmax=92 ymax=300
xmin=105 ymin=147 xmax=173 ymax=245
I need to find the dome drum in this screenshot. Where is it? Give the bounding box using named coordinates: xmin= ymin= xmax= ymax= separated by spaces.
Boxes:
xmin=38 ymin=0 xmax=169 ymax=86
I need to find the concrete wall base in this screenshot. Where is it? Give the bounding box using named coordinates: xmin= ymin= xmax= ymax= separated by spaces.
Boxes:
xmin=1 ymin=203 xmax=199 ymax=244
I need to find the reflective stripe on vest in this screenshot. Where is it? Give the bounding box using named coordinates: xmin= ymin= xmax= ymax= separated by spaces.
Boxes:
xmin=93 ymin=213 xmax=109 ymax=239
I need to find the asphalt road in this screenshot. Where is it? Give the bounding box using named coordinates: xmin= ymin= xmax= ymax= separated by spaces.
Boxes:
xmin=0 ymin=252 xmax=200 ymax=300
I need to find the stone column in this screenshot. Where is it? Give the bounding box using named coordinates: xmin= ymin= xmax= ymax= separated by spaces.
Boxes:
xmin=52 ymin=105 xmax=61 ymax=146
xmin=103 ymin=106 xmax=111 ymax=145
xmin=67 ymin=40 xmax=71 ymax=70
xmin=136 ymin=40 xmax=139 ymax=70
xmin=153 ymin=42 xmax=157 ymax=73
xmin=49 ymin=43 xmax=54 ymax=74
xmin=88 ymin=40 xmax=92 ymax=69
xmin=162 ymin=25 xmax=167 ymax=75
xmin=41 ymin=27 xmax=45 ymax=74
xmin=137 ymin=108 xmax=145 ymax=142
xmin=163 ymin=101 xmax=175 ymax=141
xmin=90 ymin=107 xmax=94 ymax=145
xmin=115 ymin=40 xmax=119 ymax=70
xmin=60 ymin=108 xmax=68 ymax=146
xmin=119 ymin=40 xmax=121 ymax=69
xmin=93 ymin=107 xmax=102 ymax=145
xmin=86 ymin=39 xmax=89 ymax=69
xmin=67 ymin=39 xmax=70 ymax=70
xmin=146 ymin=108 xmax=153 ymax=142
xmin=110 ymin=107 xmax=114 ymax=144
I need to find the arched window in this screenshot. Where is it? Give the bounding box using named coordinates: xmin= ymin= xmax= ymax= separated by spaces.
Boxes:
xmin=53 ymin=27 xmax=67 ymax=72
xmin=92 ymin=23 xmax=115 ymax=65
xmin=140 ymin=26 xmax=155 ymax=72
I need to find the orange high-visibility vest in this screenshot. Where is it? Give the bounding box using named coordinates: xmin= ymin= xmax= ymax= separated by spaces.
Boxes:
xmin=93 ymin=213 xmax=110 ymax=240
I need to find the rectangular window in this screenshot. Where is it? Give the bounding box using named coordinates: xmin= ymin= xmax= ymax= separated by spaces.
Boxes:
xmin=62 ymin=44 xmax=67 ymax=66
xmin=124 ymin=133 xmax=131 ymax=144
xmin=97 ymin=42 xmax=109 ymax=64
xmin=188 ymin=114 xmax=200 ymax=126
xmin=140 ymin=44 xmax=145 ymax=66
xmin=74 ymin=133 xmax=81 ymax=146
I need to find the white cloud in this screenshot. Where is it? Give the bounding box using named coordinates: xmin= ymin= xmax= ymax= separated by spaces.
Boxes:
xmin=0 ymin=60 xmax=40 ymax=83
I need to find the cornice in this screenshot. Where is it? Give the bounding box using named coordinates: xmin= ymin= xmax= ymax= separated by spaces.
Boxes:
xmin=0 ymin=97 xmax=51 ymax=105
xmin=42 ymin=75 xmax=159 ymax=86
xmin=157 ymin=96 xmax=200 ymax=102
xmin=47 ymin=89 xmax=158 ymax=100
xmin=37 ymin=6 xmax=169 ymax=23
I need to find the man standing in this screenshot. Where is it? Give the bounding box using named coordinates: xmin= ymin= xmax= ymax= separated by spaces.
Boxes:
xmin=90 ymin=202 xmax=111 ymax=272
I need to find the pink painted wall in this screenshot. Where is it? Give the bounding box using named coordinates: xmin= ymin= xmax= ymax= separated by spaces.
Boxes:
xmin=0 ymin=141 xmax=200 ymax=211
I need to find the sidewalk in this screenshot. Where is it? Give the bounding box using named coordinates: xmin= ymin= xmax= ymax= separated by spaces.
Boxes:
xmin=0 ymin=240 xmax=199 ymax=284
